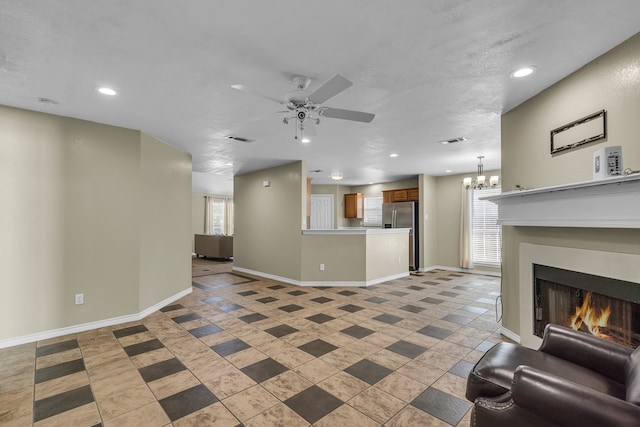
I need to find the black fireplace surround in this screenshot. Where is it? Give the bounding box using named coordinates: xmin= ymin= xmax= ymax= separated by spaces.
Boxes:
xmin=534 ymin=264 xmax=640 ymax=348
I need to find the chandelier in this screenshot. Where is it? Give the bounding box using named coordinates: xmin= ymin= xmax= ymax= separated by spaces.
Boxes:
xmin=463 ymin=156 xmax=499 ymax=189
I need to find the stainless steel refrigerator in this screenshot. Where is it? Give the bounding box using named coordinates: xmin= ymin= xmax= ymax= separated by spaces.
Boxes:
xmin=382 ymin=201 xmax=419 ymax=270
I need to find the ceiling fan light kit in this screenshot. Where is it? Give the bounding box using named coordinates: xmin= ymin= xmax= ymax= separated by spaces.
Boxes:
xmin=232 ymin=73 xmax=375 ymax=141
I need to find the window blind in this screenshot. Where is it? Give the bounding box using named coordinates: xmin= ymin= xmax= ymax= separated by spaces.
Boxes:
xmin=472 ymin=187 xmax=502 ymax=266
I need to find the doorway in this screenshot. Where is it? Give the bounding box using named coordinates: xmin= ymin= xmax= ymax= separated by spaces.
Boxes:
xmin=310 ymin=194 xmax=334 ymax=229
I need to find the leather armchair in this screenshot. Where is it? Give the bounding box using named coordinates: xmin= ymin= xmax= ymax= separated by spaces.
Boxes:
xmin=466 ymin=324 xmax=640 ymax=427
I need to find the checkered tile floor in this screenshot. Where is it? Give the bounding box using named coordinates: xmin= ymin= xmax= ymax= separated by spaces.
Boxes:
xmin=1 ymin=257 xmax=507 ymax=426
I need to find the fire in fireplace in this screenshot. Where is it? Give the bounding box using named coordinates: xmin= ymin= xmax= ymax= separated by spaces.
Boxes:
xmin=534 ymin=264 xmax=640 ymax=348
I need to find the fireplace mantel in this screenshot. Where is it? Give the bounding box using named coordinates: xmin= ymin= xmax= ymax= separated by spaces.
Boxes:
xmin=483 ymin=174 xmax=640 ymax=228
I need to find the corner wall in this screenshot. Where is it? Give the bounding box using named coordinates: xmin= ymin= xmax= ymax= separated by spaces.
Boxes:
xmin=233 ymin=161 xmax=306 ymax=280
xmin=500 ymin=32 xmax=640 ymax=336
xmin=0 ymin=105 xmax=191 ymax=344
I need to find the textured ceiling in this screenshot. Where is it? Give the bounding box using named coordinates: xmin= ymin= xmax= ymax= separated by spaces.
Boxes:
xmin=1 ymin=1 xmax=640 ymax=194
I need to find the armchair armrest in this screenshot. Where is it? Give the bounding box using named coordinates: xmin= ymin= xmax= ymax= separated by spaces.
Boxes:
xmin=511 ymin=365 xmax=640 ymax=427
xmin=539 ymin=324 xmax=632 ymax=383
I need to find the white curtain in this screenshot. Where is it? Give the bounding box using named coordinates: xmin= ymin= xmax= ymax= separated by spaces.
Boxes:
xmin=204 ymin=195 xmax=213 ymax=234
xmin=224 ymin=196 xmax=234 ymax=236
xmin=460 ymin=184 xmax=474 ymax=269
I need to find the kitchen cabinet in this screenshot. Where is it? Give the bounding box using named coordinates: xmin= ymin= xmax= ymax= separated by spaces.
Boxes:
xmin=382 ymin=187 xmax=419 ymax=203
xmin=344 ymin=193 xmax=363 ymax=218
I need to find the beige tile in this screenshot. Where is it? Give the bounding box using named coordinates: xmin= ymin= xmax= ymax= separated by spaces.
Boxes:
xmin=147 ymin=370 xmax=201 ymax=400
xmin=116 ymin=331 xmax=158 ymax=347
xmin=269 ymin=346 xmax=315 ymax=369
xmin=348 ymin=386 xmax=406 ymax=424
xmin=320 ymin=347 xmax=362 ymax=370
xmin=431 ymin=340 xmax=472 ymax=359
xmin=432 ymin=372 xmax=468 ymax=401
xmin=103 ymin=401 xmax=170 ymax=427
xmin=464 ymin=349 xmax=485 ymax=364
xmin=386 ymin=403 xmax=452 ymax=426
xmin=402 ymin=332 xmax=441 ymax=348
xmin=315 ymin=404 xmax=380 ymax=427
xmin=414 ymin=349 xmax=460 ymax=371
xmin=262 ymin=370 xmax=313 ymax=401
xmin=36 ymin=348 xmax=83 ymax=370
xmin=225 ymin=347 xmax=267 ymax=368
xmin=0 ymin=387 xmax=33 ymax=426
xmin=198 ymin=331 xmax=236 ymax=347
xmin=35 ymin=371 xmax=90 ymax=400
xmin=172 ymin=401 xmax=240 ymax=427
xmin=95 ymin=383 xmax=156 ymax=421
xmin=222 ymin=385 xmax=280 ymax=422
xmin=375 ymin=372 xmax=428 ymax=402
xmin=129 ymin=347 xmax=175 ymax=369
xmin=89 ymin=364 xmax=145 ymax=398
xmin=294 ymin=358 xmax=340 ymax=383
xmin=199 ymin=365 xmax=256 ymax=400
xmin=318 ymin=371 xmax=369 ymax=401
xmin=361 ymin=332 xmax=398 ymax=348
xmin=397 ymin=359 xmax=447 ymax=386
xmin=34 ymin=401 xmax=101 ymax=427
xmin=367 ymin=348 xmax=411 ymax=370
xmin=244 ymin=402 xmax=310 ymax=427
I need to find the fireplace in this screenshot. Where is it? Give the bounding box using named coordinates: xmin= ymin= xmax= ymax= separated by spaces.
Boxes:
xmin=533 ymin=264 xmax=640 ymax=348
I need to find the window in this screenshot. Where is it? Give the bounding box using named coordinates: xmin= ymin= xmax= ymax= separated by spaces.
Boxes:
xmin=472 ymin=187 xmax=501 ymax=266
xmin=205 ymin=196 xmax=234 ymax=235
xmin=363 ymin=195 xmax=383 ymax=227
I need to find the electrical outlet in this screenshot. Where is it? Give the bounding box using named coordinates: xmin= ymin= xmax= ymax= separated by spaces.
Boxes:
xmin=75 ymin=293 xmax=84 ymax=305
xmin=319 ymin=263 xmax=325 ymax=271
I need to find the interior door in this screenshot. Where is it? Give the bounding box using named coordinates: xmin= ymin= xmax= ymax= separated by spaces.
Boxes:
xmin=311 ymin=194 xmax=334 ymax=229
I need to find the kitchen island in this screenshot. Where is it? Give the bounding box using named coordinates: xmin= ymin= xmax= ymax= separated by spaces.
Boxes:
xmin=299 ymin=228 xmax=410 ymax=286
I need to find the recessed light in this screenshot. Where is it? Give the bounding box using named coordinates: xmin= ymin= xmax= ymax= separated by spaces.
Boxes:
xmin=389 ymin=153 xmax=399 ymax=158
xmin=301 ymin=137 xmax=310 ymax=143
xmin=510 ymin=66 xmax=536 ymax=78
xmin=96 ymin=86 xmax=117 ymax=96
xmin=445 ymin=170 xmax=453 ymax=173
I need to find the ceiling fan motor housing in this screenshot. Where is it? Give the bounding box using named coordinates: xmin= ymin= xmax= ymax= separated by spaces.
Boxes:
xmin=296 ymin=108 xmax=307 ymax=122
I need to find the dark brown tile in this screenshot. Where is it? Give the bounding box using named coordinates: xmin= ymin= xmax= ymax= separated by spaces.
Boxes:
xmin=160 ymin=304 xmax=184 ymax=312
xmin=202 ymin=296 xmax=224 ymax=304
xmin=386 ymin=340 xmax=427 ymax=359
xmin=256 ymin=297 xmax=278 ymax=304
xmin=284 ymin=385 xmax=343 ymax=424
xmin=241 ymin=358 xmax=289 ymax=383
xmin=311 ymin=297 xmax=333 ymax=304
xmin=279 ymin=304 xmax=304 ymax=313
xmin=172 ymin=313 xmax=202 ymax=323
xmin=373 ymin=314 xmax=403 ymax=325
xmin=288 ymin=290 xmax=307 ymax=296
xmin=158 ymin=384 xmax=218 ymax=421
xmin=441 ymin=314 xmax=472 ymax=325
xmin=420 ymin=297 xmax=444 ymax=304
xmin=124 ymin=339 xmax=165 ymax=357
xmin=211 ymin=338 xmax=251 ymax=357
xmin=238 ymin=313 xmax=268 ymax=323
xmin=298 ymin=339 xmax=338 ymax=358
xmin=438 ymin=291 xmax=460 ymax=297
xmin=449 ymin=360 xmax=475 ymax=378
xmin=387 ymin=291 xmax=408 ymax=297
xmin=219 ymin=303 xmax=244 ymax=312
xmin=36 ymin=339 xmax=79 ymax=357
xmin=306 ymin=313 xmax=335 ymax=324
xmin=365 ymin=297 xmax=388 ymax=304
xmin=417 ymin=325 xmax=452 ymax=339
xmin=35 ymin=358 xmax=85 ymax=383
xmin=265 ymin=324 xmax=299 ymax=338
xmin=344 ymin=359 xmax=392 ymax=385
xmin=337 ymin=290 xmax=358 ymax=296
xmin=341 ymin=325 xmax=375 ymax=339
xmin=268 ymin=285 xmax=286 ymax=290
xmin=33 ymin=384 xmax=94 ymax=422
xmin=410 ymin=387 xmax=471 ymax=425
xmin=339 ymin=304 xmax=364 ymax=313
xmin=189 ymin=324 xmax=223 ymax=338
xmin=399 ymin=304 xmax=425 ymax=313
xmin=237 ymin=290 xmax=258 ymax=297
xmin=139 ymin=358 xmax=186 ymax=383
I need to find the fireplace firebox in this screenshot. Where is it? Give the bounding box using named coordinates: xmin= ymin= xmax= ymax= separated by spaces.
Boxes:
xmin=534 ymin=264 xmax=640 ymax=348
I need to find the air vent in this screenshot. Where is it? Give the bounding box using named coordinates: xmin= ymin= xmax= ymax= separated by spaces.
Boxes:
xmin=439 ymin=137 xmax=467 ymax=145
xmin=225 ymin=135 xmax=254 ymax=143
xmin=309 ymin=169 xmax=323 ymax=173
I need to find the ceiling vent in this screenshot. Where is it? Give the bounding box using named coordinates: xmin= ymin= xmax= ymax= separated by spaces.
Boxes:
xmin=439 ymin=137 xmax=467 ymax=145
xmin=225 ymin=135 xmax=254 ymax=143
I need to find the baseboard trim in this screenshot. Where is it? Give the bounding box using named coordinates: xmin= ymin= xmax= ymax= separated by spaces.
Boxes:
xmin=0 ymin=287 xmax=192 ymax=349
xmin=499 ymin=326 xmax=521 ymax=343
xmin=419 ymin=265 xmax=502 ymax=277
xmin=232 ymin=267 xmax=409 ymax=287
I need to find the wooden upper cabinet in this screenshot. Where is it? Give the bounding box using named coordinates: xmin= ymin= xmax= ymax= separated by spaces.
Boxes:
xmin=382 ymin=187 xmax=419 ymax=203
xmin=306 ymin=178 xmax=313 ymax=216
xmin=344 ymin=193 xmax=363 ymax=218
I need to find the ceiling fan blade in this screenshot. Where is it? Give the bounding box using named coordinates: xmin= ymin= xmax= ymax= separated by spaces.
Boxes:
xmin=308 ymin=74 xmax=353 ymax=104
xmin=231 ymin=84 xmax=283 ymax=105
xmin=321 ymin=107 xmax=375 ymax=123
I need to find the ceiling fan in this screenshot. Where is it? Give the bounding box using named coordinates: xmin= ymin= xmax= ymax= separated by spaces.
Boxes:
xmin=231 ymin=74 xmax=375 ymax=139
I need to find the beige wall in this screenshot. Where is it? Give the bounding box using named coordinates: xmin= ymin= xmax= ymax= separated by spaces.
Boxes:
xmin=234 ymin=161 xmax=306 ymax=280
xmin=138 ymin=133 xmax=192 ymax=310
xmin=434 ymin=170 xmax=501 ymax=271
xmin=500 ymin=32 xmax=640 ymax=336
xmin=301 ymin=235 xmax=366 ymax=281
xmin=418 ymin=174 xmax=438 ymax=269
xmin=0 ymin=105 xmax=191 ymax=342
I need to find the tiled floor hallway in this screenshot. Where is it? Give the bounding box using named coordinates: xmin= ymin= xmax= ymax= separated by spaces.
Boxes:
xmin=1 ymin=258 xmax=507 ymax=426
